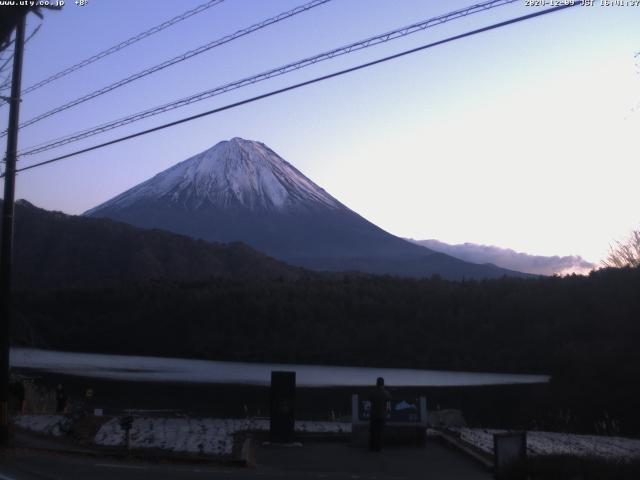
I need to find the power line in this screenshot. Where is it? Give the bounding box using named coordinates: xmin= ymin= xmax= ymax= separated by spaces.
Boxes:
xmin=0 ymin=52 xmax=15 ymax=76
xmin=18 ymin=0 xmax=520 ymax=157
xmin=0 ymin=0 xmax=225 ymax=97
xmin=631 ymin=50 xmax=640 ymax=113
xmin=0 ymin=24 xmax=41 ymax=93
xmin=9 ymin=3 xmax=578 ymax=177
xmin=2 ymin=0 xmax=332 ymax=136
xmin=2 ymin=23 xmax=40 ymax=71
xmin=0 ymin=38 xmax=15 ymax=57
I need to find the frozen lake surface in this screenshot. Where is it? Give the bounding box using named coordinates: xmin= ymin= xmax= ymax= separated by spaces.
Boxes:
xmin=11 ymin=348 xmax=549 ymax=387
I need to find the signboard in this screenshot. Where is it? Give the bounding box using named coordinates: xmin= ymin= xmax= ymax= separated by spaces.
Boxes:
xmin=350 ymin=394 xmax=428 ymax=447
xmin=352 ymin=394 xmax=427 ymax=426
xmin=359 ymin=399 xmax=421 ymax=423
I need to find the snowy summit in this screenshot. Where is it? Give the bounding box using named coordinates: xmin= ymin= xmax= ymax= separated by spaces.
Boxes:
xmin=85 ymin=137 xmax=529 ymax=279
xmin=85 ymin=138 xmax=340 ymax=214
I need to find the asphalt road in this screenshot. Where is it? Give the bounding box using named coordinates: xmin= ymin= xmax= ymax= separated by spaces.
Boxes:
xmin=0 ymin=441 xmax=492 ymax=480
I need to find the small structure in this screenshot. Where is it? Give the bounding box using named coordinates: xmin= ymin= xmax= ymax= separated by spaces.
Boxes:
xmin=351 ymin=394 xmax=427 ymax=447
xmin=269 ymin=371 xmax=296 ymax=443
xmin=493 ymin=431 xmax=527 ymax=480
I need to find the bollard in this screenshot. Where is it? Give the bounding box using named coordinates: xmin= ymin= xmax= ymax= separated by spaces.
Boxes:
xmin=270 ymin=371 xmax=296 ymax=443
xmin=494 ymin=431 xmax=527 ymax=480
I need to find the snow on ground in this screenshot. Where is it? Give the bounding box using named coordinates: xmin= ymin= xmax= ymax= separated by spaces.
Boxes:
xmin=450 ymin=427 xmax=640 ymax=462
xmin=10 ymin=348 xmax=549 ymax=387
xmin=14 ymin=415 xmax=71 ymax=437
xmin=20 ymin=413 xmax=640 ymax=462
xmin=94 ymin=417 xmax=351 ymax=456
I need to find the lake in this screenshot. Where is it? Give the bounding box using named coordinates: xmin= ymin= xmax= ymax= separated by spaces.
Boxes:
xmin=11 ymin=348 xmax=549 ymax=387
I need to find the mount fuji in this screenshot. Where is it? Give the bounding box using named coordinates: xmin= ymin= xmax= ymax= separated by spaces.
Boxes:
xmin=85 ymin=137 xmax=527 ymax=279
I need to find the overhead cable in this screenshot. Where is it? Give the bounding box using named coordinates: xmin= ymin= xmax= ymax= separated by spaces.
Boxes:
xmin=3 ymin=0 xmax=332 ymax=136
xmin=10 ymin=3 xmax=578 ymax=177
xmin=19 ymin=0 xmax=520 ymax=156
xmin=5 ymin=0 xmax=226 ymax=97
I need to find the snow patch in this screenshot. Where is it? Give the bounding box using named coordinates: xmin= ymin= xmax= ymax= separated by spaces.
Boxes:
xmin=94 ymin=417 xmax=350 ymax=456
xmin=451 ymin=427 xmax=640 ymax=462
xmin=14 ymin=414 xmax=71 ymax=437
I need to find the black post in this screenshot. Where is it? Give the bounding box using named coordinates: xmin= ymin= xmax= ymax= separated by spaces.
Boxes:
xmin=270 ymin=371 xmax=296 ymax=443
xmin=0 ymin=13 xmax=26 ymax=448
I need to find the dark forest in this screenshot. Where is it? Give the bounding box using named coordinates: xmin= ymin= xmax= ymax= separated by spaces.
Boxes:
xmin=14 ymin=265 xmax=640 ymax=434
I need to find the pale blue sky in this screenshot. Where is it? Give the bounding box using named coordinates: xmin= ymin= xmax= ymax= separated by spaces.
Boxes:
xmin=2 ymin=0 xmax=639 ymax=262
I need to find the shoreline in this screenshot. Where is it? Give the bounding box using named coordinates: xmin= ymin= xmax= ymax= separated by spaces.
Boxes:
xmin=14 ymin=367 xmax=549 ymax=427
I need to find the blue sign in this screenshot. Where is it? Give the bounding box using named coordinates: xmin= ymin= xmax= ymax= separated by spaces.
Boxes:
xmin=359 ymin=399 xmax=420 ymax=422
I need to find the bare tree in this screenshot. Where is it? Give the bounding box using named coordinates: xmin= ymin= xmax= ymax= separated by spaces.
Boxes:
xmin=602 ymin=230 xmax=640 ymax=268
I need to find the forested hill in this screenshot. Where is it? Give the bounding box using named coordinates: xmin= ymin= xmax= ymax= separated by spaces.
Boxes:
xmin=2 ymin=200 xmax=304 ymax=289
xmin=15 ymin=266 xmax=640 ymax=374
xmin=13 ymin=265 xmax=640 ymax=433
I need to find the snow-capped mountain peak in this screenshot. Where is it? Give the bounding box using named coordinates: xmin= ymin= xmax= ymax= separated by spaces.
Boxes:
xmin=86 ymin=137 xmax=341 ymax=214
xmin=84 ymin=137 xmax=530 ymax=280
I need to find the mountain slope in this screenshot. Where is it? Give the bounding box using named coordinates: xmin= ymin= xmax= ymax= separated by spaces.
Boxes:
xmin=4 ymin=200 xmax=301 ymax=290
xmin=85 ymin=137 xmax=529 ymax=280
xmin=411 ymin=239 xmax=595 ymax=276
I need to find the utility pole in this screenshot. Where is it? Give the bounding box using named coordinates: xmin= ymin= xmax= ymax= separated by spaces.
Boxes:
xmin=0 ymin=13 xmax=26 ymax=448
